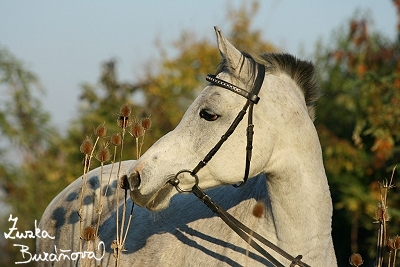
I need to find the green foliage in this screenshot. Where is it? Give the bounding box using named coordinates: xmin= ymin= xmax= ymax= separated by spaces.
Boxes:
xmin=314 ymin=14 xmax=400 ymax=265
xmin=1 ymin=1 xmax=399 ymax=266
xmin=0 ymin=46 xmax=70 ymax=266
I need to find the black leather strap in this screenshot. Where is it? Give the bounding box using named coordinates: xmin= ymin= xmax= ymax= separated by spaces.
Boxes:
xmin=206 ymin=74 xmax=260 ymax=104
xmin=234 ymin=63 xmax=265 ymax=187
xmin=206 ymin=63 xmax=265 ymax=104
xmin=169 ymin=61 xmax=310 ymax=266
xmin=191 ymin=185 xmax=311 ymax=267
xmin=194 ymin=63 xmax=265 ymax=188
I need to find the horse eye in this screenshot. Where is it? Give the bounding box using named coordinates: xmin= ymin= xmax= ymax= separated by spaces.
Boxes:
xmin=199 ymin=109 xmax=219 ymax=121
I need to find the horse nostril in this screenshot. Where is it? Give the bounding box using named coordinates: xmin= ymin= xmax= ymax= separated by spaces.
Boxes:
xmin=128 ymin=171 xmax=141 ymax=191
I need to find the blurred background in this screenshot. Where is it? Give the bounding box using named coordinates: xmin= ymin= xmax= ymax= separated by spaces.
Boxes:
xmin=0 ymin=1 xmax=399 ymax=266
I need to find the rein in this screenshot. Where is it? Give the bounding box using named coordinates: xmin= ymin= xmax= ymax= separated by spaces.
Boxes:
xmin=169 ymin=176 xmax=310 ymax=267
xmin=168 ymin=62 xmax=311 ymax=267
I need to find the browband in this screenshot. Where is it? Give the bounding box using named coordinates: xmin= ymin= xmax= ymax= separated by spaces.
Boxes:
xmin=206 ymin=63 xmax=265 ymax=104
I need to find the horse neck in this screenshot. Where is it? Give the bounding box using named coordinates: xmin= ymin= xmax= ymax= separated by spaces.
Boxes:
xmin=265 ymin=145 xmax=332 ymax=238
xmin=260 ymin=73 xmax=333 ymax=251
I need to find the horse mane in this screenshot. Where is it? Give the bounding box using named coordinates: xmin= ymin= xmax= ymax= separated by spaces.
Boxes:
xmin=216 ymin=52 xmax=320 ymax=121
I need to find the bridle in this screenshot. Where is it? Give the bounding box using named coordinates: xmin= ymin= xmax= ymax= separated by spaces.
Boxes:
xmin=167 ymin=60 xmax=311 ymax=267
xmin=168 ymin=61 xmax=264 ymax=192
xmin=193 ymin=62 xmax=265 ymax=187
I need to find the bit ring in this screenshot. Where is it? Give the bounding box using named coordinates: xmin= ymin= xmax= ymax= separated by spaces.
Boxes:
xmin=169 ymin=170 xmax=199 ymax=193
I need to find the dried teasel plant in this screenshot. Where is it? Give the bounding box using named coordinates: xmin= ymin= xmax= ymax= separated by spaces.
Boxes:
xmin=111 ymin=132 xmax=122 ymax=146
xmin=139 ymin=117 xmax=151 ymax=156
xmin=78 ymin=135 xmax=97 ymax=259
xmin=117 ymin=103 xmax=132 ymax=130
xmin=387 ymin=235 xmax=400 ymax=267
xmin=349 ymin=253 xmax=364 ymax=267
xmin=119 ymin=102 xmax=132 ymax=117
xmin=374 ymin=167 xmax=396 ymax=267
xmin=351 ymin=166 xmax=398 ymax=267
xmin=141 ymin=117 xmax=151 ymax=131
xmin=80 ymin=136 xmax=94 ymax=155
xmin=101 ymin=133 xmax=122 ymax=199
xmin=95 ymin=145 xmax=111 ymax=163
xmin=129 ymin=122 xmax=144 ymax=159
xmin=82 ymin=226 xmax=96 ymax=242
xmin=76 ymin=103 xmax=151 ymax=267
xmin=113 ymin=103 xmax=150 ymax=266
xmin=128 ymin=116 xmax=152 ymax=160
xmin=94 ymin=123 xmax=107 ymax=138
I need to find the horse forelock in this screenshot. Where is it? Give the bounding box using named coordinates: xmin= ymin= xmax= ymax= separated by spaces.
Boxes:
xmin=215 ymin=51 xmax=320 ymax=121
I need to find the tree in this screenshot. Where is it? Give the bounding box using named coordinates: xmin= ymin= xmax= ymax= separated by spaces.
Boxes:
xmin=2 ymin=7 xmax=276 ymax=265
xmin=314 ymin=5 xmax=400 ymax=265
xmin=5 ymin=1 xmax=399 ymax=265
xmin=0 ymin=46 xmax=71 ymax=266
xmin=65 ymin=0 xmax=276 ymax=172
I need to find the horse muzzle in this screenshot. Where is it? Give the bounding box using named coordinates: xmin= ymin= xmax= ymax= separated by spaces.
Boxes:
xmin=127 ymin=171 xmax=141 ymax=191
xmin=127 ymin=171 xmax=176 ymax=211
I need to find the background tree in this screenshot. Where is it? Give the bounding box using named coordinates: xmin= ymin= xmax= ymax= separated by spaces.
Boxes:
xmin=62 ymin=0 xmax=276 ymax=174
xmin=314 ymin=7 xmax=400 ymax=265
xmin=0 ymin=2 xmax=275 ymax=265
xmin=1 ymin=0 xmax=399 ymax=266
xmin=0 ymin=46 xmax=70 ymax=266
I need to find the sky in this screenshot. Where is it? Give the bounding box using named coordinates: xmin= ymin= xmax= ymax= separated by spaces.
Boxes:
xmin=0 ymin=1 xmax=397 ymax=131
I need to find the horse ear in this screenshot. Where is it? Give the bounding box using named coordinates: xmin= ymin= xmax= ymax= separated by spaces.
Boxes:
xmin=214 ymin=26 xmax=250 ymax=77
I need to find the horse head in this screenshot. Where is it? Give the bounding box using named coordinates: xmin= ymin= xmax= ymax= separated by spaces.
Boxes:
xmin=127 ymin=27 xmax=320 ymax=212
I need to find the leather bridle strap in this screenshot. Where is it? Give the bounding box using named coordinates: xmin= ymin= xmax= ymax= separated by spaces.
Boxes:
xmin=190 ymin=184 xmax=311 ymax=267
xmin=205 ymin=74 xmax=260 ymax=104
xmin=168 ymin=62 xmax=310 ymax=266
xmin=191 ymin=63 xmax=265 ymax=187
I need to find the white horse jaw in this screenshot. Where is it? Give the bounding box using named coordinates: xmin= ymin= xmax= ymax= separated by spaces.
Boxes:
xmin=125 ymin=171 xmax=171 ymax=210
xmin=126 ymin=156 xmax=184 ymax=211
xmin=129 ymin=181 xmax=176 ymax=211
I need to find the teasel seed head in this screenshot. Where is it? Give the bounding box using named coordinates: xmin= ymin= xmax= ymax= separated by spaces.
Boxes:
xmin=110 ymin=133 xmax=122 ymax=146
xmin=252 ymin=201 xmax=265 ymax=218
xmin=390 ymin=235 xmax=400 ymax=250
xmin=111 ymin=239 xmax=118 ymax=250
xmin=119 ymin=103 xmax=131 ymax=117
xmin=94 ymin=123 xmax=107 ymax=138
xmin=82 ymin=226 xmax=96 ymax=241
xmin=96 ymin=146 xmax=111 ymax=162
xmin=395 ymin=235 xmax=400 ymax=249
xmin=80 ymin=137 xmax=94 ymax=155
xmin=141 ymin=117 xmax=152 ymax=130
xmin=387 ymin=237 xmax=395 ymax=252
xmin=349 ymin=253 xmax=363 ymax=266
xmin=117 ymin=116 xmax=130 ymax=129
xmin=130 ymin=122 xmax=144 ymax=138
xmin=374 ymin=204 xmax=389 ymax=223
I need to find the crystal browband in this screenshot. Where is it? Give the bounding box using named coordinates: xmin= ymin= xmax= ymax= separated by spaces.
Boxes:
xmin=206 ymin=74 xmax=260 ymax=104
